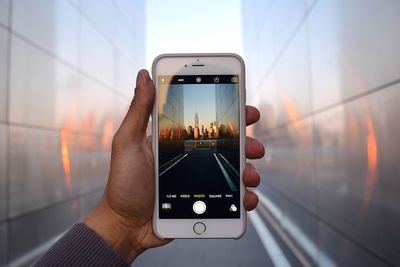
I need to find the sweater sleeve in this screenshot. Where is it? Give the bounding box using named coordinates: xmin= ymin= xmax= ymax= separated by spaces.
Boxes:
xmin=33 ymin=223 xmax=130 ymax=267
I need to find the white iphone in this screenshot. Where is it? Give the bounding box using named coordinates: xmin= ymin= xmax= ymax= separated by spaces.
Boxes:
xmin=152 ymin=54 xmax=246 ymax=238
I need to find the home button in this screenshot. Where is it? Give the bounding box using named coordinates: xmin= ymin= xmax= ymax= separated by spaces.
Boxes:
xmin=193 ymin=222 xmax=206 ymax=235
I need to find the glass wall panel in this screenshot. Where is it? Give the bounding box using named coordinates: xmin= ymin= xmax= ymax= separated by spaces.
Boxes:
xmin=12 ymin=0 xmax=80 ymax=66
xmin=0 ymin=27 xmax=8 ymax=122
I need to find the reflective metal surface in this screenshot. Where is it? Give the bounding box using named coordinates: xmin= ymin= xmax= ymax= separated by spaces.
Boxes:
xmin=0 ymin=222 xmax=6 ymax=267
xmin=243 ymin=0 xmax=400 ymax=266
xmin=0 ymin=0 xmax=9 ymax=26
xmin=318 ymin=221 xmax=386 ymax=267
xmin=9 ymin=35 xmax=81 ymax=129
xmin=9 ymin=126 xmax=75 ymax=217
xmin=0 ymin=125 xmax=6 ymax=221
xmin=9 ymin=198 xmax=81 ymax=261
xmin=80 ymin=18 xmax=115 ymax=88
xmin=309 ymin=0 xmax=400 ymax=109
xmin=0 ymin=0 xmax=146 ymax=265
xmin=0 ymin=27 xmax=7 ymax=122
xmin=314 ymin=83 xmax=400 ymax=264
xmin=79 ymin=76 xmax=117 ymax=135
xmin=12 ymin=0 xmax=80 ymax=66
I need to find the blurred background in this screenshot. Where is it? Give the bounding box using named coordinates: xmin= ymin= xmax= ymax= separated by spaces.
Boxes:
xmin=0 ymin=0 xmax=399 ymax=266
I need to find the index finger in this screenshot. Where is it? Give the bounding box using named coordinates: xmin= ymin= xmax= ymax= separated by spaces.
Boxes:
xmin=246 ymin=105 xmax=260 ymax=126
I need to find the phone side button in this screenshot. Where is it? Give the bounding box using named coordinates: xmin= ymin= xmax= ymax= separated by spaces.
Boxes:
xmin=193 ymin=222 xmax=206 ymax=235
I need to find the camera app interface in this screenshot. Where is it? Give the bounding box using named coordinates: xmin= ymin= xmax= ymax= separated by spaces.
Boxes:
xmin=158 ymin=75 xmax=240 ymax=219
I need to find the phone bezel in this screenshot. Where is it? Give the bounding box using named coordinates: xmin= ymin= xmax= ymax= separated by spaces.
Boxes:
xmin=152 ymin=53 xmax=246 ymax=239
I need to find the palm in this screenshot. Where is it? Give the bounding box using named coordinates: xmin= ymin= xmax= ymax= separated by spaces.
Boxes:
xmin=104 ymin=137 xmax=168 ymax=248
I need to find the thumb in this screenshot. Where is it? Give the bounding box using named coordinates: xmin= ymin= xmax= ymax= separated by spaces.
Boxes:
xmin=116 ymin=69 xmax=155 ymax=144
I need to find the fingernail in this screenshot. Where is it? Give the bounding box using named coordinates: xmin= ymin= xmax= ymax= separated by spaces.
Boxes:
xmin=137 ymin=70 xmax=149 ymax=87
xmin=140 ymin=70 xmax=150 ymax=80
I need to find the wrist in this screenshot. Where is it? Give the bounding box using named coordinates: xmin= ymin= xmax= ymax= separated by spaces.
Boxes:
xmin=84 ymin=200 xmax=144 ymax=263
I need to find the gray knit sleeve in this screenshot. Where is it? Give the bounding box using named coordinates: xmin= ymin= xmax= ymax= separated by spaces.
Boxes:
xmin=32 ymin=223 xmax=130 ymax=267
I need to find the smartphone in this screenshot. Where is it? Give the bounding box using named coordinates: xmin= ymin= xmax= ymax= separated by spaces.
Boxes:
xmin=152 ymin=54 xmax=246 ymax=238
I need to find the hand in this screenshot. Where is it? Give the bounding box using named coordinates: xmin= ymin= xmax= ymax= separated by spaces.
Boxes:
xmin=84 ymin=70 xmax=265 ymax=263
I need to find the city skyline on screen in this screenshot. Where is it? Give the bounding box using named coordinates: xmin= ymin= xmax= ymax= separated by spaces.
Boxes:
xmin=182 ymin=84 xmax=216 ymax=128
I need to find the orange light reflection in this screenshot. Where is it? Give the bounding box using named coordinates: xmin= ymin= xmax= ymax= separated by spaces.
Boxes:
xmin=280 ymin=94 xmax=308 ymax=145
xmin=367 ymin=116 xmax=378 ymax=172
xmin=79 ymin=112 xmax=96 ymax=150
xmin=60 ymin=112 xmax=74 ymax=194
xmin=343 ymin=56 xmax=379 ymax=217
xmin=102 ymin=117 xmax=113 ymax=151
xmin=360 ymin=115 xmax=378 ymax=217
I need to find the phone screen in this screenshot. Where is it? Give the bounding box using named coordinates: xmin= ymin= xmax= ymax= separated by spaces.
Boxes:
xmin=158 ymin=74 xmax=241 ymax=219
